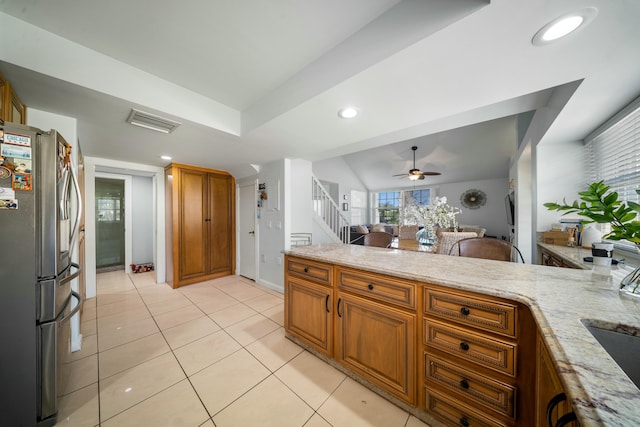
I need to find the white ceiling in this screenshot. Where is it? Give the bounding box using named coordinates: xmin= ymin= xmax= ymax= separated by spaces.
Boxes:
xmin=1 ymin=0 xmax=639 ymax=190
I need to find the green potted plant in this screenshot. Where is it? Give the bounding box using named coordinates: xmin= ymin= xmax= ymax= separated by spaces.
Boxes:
xmin=544 ymin=181 xmax=640 ymax=295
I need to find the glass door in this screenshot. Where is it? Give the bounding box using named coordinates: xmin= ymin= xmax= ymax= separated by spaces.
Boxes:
xmin=95 ymin=178 xmax=125 ymax=270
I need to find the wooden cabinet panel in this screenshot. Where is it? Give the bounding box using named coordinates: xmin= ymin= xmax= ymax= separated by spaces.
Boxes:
xmin=425 ymin=388 xmax=509 ymax=427
xmin=425 ymin=354 xmax=516 ymax=418
xmin=336 ymin=292 xmax=416 ymax=404
xmin=207 ymin=173 xmax=233 ymax=273
xmin=0 ymin=71 xmax=27 ymax=124
xmin=425 ymin=288 xmax=517 ymax=337
xmin=338 ymin=267 xmax=415 ymax=309
xmin=287 ymin=257 xmax=333 ymax=286
xmin=285 ymin=276 xmax=333 ymax=356
xmin=179 ymin=168 xmax=207 ymax=280
xmin=424 ymin=318 xmax=516 ymax=376
xmin=536 ymin=335 xmax=579 ymax=427
xmin=166 ymin=163 xmax=235 ymax=288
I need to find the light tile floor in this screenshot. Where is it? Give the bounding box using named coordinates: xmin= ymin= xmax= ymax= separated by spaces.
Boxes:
xmin=54 ymin=270 xmax=430 ymax=427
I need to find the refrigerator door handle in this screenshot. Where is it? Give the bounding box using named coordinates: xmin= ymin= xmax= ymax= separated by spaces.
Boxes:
xmin=59 ymin=263 xmax=81 ymax=287
xmin=61 ymin=290 xmax=82 ymax=324
xmin=59 ymin=168 xmax=70 ymax=220
xmin=68 ymin=162 xmax=82 ymax=254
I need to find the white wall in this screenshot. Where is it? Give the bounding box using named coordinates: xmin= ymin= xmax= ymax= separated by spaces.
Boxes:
xmin=536 ymin=140 xmax=585 ymax=231
xmin=132 ymin=175 xmax=154 ymax=264
xmin=313 ymin=156 xmax=368 ymax=221
xmin=439 ymin=178 xmax=510 ymax=239
xmin=290 ymin=159 xmax=313 ymax=235
xmin=256 ymin=160 xmax=286 ymax=291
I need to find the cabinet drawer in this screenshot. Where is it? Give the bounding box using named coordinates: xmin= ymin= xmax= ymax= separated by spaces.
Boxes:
xmin=287 ymin=257 xmax=333 ymax=286
xmin=425 ymin=388 xmax=510 ymax=427
xmin=424 ymin=288 xmax=516 ymax=337
xmin=337 ymin=267 xmax=415 ymax=309
xmin=425 ymin=354 xmax=515 ymax=418
xmin=424 ymin=319 xmax=516 ymax=376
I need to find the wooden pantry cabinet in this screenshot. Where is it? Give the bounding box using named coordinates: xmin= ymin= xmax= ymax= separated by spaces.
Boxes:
xmin=165 ymin=163 xmax=235 ymax=288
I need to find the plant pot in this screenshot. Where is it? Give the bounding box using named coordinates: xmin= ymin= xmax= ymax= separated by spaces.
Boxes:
xmin=619 ymin=245 xmax=640 ymax=298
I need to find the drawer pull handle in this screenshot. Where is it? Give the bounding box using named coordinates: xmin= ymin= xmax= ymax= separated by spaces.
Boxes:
xmin=367 ymin=283 xmax=374 ymax=290
xmin=460 ymin=307 xmax=470 ymax=316
xmin=460 ymin=342 xmax=470 ymax=351
xmin=460 ymin=417 xmax=469 ymax=427
xmin=460 ymin=379 xmax=470 ymax=389
xmin=303 ymin=267 xmax=309 ymax=273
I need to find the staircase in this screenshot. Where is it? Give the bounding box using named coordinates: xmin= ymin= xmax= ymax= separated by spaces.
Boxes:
xmin=312 ymin=175 xmax=350 ymax=243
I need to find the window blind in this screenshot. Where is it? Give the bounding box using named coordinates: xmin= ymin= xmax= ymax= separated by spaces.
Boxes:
xmin=585 ymin=98 xmax=640 ymax=251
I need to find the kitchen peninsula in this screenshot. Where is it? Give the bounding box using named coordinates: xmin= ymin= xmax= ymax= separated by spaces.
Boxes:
xmin=284 ymin=243 xmax=640 ymax=427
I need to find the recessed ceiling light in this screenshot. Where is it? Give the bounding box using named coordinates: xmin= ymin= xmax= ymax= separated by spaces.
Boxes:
xmin=338 ymin=107 xmax=359 ymax=119
xmin=160 ymin=155 xmax=172 ymax=161
xmin=532 ymin=7 xmax=597 ymax=46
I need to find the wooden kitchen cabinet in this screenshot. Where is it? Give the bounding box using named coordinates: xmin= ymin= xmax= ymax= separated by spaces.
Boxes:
xmin=336 ymin=291 xmax=416 ymax=404
xmin=284 ymin=257 xmax=333 ymax=356
xmin=422 ymin=285 xmax=537 ymax=427
xmin=0 ymin=71 xmax=27 ymax=124
xmin=536 ymin=335 xmax=579 ymax=427
xmin=165 ymin=163 xmax=235 ymax=288
xmin=284 ymin=255 xmax=542 ymax=427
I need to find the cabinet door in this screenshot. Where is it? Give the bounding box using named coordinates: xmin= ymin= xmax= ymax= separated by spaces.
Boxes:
xmin=336 ymin=292 xmax=416 ymax=404
xmin=178 ymin=168 xmax=207 ymax=281
xmin=9 ymin=88 xmax=26 ymax=124
xmin=207 ymin=173 xmax=233 ymax=274
xmin=536 ymin=335 xmax=577 ymax=426
xmin=285 ymin=276 xmax=333 ymax=356
xmin=0 ymin=73 xmax=6 ymax=121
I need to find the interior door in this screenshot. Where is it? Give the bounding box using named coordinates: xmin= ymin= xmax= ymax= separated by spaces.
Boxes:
xmin=95 ymin=178 xmax=125 ymax=269
xmin=238 ymin=181 xmax=257 ymax=280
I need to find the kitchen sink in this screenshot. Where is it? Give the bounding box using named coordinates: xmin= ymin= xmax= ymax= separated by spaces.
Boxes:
xmin=582 ymin=320 xmax=640 ymax=389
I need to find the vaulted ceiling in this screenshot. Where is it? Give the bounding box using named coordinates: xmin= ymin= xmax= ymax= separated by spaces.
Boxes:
xmin=1 ymin=0 xmax=639 ymax=189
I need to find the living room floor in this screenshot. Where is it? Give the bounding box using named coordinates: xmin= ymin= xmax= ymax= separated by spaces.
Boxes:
xmin=54 ymin=270 xmax=429 ymax=427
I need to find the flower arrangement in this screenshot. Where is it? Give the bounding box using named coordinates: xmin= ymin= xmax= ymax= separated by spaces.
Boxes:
xmin=402 ymin=196 xmax=462 ymax=231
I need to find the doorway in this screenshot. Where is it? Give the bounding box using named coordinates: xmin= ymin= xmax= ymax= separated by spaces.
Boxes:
xmin=95 ymin=178 xmax=125 ymax=271
xmin=238 ymin=181 xmax=257 ymax=280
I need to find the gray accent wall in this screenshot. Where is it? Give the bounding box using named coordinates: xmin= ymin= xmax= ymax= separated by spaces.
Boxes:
xmin=132 ymin=175 xmax=154 ymax=264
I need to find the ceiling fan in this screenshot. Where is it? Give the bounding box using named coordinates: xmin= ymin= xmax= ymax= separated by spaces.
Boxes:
xmin=392 ymin=146 xmax=441 ymax=181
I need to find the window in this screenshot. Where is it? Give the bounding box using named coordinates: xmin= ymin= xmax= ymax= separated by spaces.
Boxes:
xmin=97 ymin=197 xmax=121 ymax=222
xmin=585 ymin=98 xmax=640 ymax=251
xmin=374 ymin=191 xmax=400 ymax=224
xmin=404 ymin=188 xmax=431 ymax=206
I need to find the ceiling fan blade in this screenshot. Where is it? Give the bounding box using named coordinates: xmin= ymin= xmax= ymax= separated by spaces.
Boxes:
xmin=392 ymin=173 xmax=408 ymax=177
xmin=420 ymin=171 xmax=441 ymax=176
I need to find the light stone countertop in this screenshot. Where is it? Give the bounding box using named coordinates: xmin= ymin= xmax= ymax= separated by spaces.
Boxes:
xmin=286 ymin=243 xmax=640 ymax=427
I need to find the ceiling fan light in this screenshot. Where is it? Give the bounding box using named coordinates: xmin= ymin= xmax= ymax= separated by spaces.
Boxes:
xmin=409 ymin=174 xmax=420 ymax=181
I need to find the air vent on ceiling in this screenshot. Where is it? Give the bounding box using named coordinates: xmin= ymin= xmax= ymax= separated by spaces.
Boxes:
xmin=126 ymin=109 xmax=181 ymax=133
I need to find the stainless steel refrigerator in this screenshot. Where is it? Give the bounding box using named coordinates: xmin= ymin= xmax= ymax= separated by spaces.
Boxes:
xmin=0 ymin=122 xmax=82 ymax=426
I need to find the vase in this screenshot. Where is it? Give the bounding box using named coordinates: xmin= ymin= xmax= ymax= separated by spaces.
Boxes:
xmin=416 ymin=227 xmax=437 ymax=246
xmin=619 ymin=245 xmax=640 ymax=298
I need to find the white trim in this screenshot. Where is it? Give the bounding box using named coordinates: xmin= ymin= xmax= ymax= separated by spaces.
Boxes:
xmin=83 ymin=157 xmax=165 ymax=299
